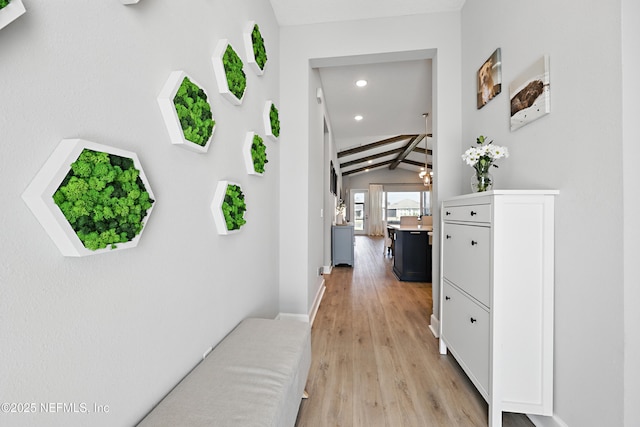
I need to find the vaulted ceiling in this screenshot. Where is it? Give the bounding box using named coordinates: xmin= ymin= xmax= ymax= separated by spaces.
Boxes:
xmin=269 ymin=1 xmax=458 ymax=177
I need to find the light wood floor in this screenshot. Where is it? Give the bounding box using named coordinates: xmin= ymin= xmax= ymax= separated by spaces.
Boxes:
xmin=295 ymin=236 xmax=534 ymax=427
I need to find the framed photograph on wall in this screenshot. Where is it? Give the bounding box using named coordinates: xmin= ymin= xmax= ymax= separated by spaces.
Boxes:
xmin=509 ymin=55 xmax=550 ymax=131
xmin=477 ymin=48 xmax=502 ymax=109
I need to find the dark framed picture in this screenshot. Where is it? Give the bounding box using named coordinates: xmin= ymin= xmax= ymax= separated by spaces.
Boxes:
xmin=509 ymin=55 xmax=550 ymax=131
xmin=477 ymin=48 xmax=502 ymax=109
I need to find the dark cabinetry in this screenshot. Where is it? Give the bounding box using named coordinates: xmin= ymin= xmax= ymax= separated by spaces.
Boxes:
xmin=393 ymin=229 xmax=432 ymax=282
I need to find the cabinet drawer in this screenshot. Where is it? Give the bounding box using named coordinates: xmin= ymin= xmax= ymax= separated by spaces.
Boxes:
xmin=442 ymin=223 xmax=490 ymax=307
xmin=443 ymin=203 xmax=491 ymax=223
xmin=441 ymin=281 xmax=490 ymax=396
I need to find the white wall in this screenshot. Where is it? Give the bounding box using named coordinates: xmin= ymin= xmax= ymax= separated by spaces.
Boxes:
xmin=622 ymin=0 xmax=640 ymax=425
xmin=461 ymin=0 xmax=626 ymax=426
xmin=279 ymin=11 xmax=462 ymax=318
xmin=0 ymin=1 xmax=280 ymax=426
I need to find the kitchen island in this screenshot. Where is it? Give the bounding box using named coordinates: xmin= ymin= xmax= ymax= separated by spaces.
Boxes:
xmin=388 ymin=224 xmax=433 ymax=282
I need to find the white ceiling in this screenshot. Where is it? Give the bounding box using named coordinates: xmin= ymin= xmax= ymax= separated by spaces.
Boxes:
xmin=269 ymin=0 xmax=464 ymax=175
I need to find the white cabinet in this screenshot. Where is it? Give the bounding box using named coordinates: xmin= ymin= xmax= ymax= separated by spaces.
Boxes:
xmin=439 ymin=190 xmax=558 ymax=427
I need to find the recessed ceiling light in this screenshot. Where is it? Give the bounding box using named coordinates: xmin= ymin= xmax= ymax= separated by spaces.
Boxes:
xmin=354 ymin=115 xmax=363 ymax=121
xmin=368 ymin=160 xmax=372 ymax=164
xmin=365 ymin=168 xmax=370 ymax=172
xmin=355 ymin=79 xmax=368 ymax=87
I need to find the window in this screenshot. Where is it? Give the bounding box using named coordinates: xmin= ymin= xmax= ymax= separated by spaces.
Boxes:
xmin=385 ymin=191 xmax=431 ymax=224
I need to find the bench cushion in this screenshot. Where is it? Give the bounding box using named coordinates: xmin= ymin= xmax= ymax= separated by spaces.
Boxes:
xmin=137 ymin=318 xmax=311 ymax=427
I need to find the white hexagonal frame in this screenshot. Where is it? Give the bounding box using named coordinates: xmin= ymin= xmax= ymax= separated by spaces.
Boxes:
xmin=158 ymin=70 xmax=215 ymax=154
xmin=243 ymin=132 xmax=267 ymax=176
xmin=212 ymin=39 xmax=246 ymax=106
xmin=211 ymin=180 xmax=246 ymax=235
xmin=0 ymin=0 xmax=25 ymax=31
xmin=263 ymin=100 xmax=280 ymax=141
xmin=243 ymin=21 xmax=266 ymax=76
xmin=22 ymin=139 xmax=156 ymax=257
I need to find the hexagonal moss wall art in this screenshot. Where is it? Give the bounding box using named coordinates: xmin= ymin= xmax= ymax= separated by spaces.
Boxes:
xmin=263 ymin=100 xmax=280 ymax=141
xmin=211 ymin=181 xmax=247 ymax=235
xmin=0 ymin=0 xmax=26 ymax=31
xmin=243 ymin=132 xmax=268 ymax=176
xmin=22 ymin=139 xmax=156 ymax=257
xmin=243 ymin=21 xmax=267 ymax=76
xmin=212 ymin=39 xmax=246 ymax=105
xmin=158 ymin=70 xmax=215 ymax=154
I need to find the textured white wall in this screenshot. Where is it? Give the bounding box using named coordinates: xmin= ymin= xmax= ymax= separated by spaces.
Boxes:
xmin=0 ymin=1 xmax=280 ymax=426
xmin=461 ymin=1 xmax=625 ymax=426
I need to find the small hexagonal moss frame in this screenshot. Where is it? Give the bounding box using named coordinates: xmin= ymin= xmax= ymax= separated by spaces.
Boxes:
xmin=22 ymin=139 xmax=156 ymax=256
xmin=212 ymin=39 xmax=246 ymax=105
xmin=243 ymin=21 xmax=267 ymax=76
xmin=0 ymin=0 xmax=25 ymax=31
xmin=211 ymin=181 xmax=247 ymax=235
xmin=263 ymin=100 xmax=280 ymax=141
xmin=243 ymin=132 xmax=268 ymax=176
xmin=158 ymin=70 xmax=216 ymax=153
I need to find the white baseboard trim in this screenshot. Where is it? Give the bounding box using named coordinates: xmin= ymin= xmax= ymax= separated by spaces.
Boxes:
xmin=276 ymin=312 xmax=309 ymax=322
xmin=277 ymin=279 xmax=326 ymax=326
xmin=323 ymin=265 xmax=332 ymax=275
xmin=429 ymin=314 xmax=440 ymax=338
xmin=309 ymin=280 xmax=326 ymax=326
xmin=527 ymin=414 xmax=569 ymax=427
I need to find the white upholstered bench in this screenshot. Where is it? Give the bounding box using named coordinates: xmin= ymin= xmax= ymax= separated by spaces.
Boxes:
xmin=137 ymin=318 xmax=312 ymax=427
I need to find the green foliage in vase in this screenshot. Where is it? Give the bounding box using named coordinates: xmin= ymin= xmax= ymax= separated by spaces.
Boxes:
xmin=52 ymin=149 xmax=154 ymax=251
xmin=251 ymin=24 xmax=267 ymax=71
xmin=222 ymin=44 xmax=247 ymax=100
xmin=0 ymin=0 xmax=11 ymax=10
xmin=269 ymin=103 xmax=280 ymax=137
xmin=173 ymin=77 xmax=215 ymax=146
xmin=222 ymin=184 xmax=247 ymax=231
xmin=251 ymin=134 xmax=268 ymax=174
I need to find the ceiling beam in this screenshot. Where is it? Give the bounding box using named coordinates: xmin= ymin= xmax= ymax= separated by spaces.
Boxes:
xmin=337 ymin=134 xmax=414 ymax=158
xmin=341 ymin=160 xmax=393 ymax=176
xmin=412 ymin=147 xmax=433 ymax=156
xmin=389 ymin=134 xmax=425 ymax=170
xmin=402 ymin=159 xmax=432 ymax=168
xmin=339 ymin=147 xmax=404 ymax=168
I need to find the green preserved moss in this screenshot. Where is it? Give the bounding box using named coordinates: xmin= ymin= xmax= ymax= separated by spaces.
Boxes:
xmin=222 ymin=184 xmax=246 ymax=231
xmin=251 ymin=134 xmax=268 ymax=174
xmin=251 ymin=24 xmax=267 ymax=71
xmin=222 ymin=44 xmax=247 ymax=100
xmin=0 ymin=0 xmax=11 ymax=10
xmin=173 ymin=77 xmax=215 ymax=146
xmin=269 ymin=103 xmax=280 ymax=138
xmin=52 ymin=149 xmax=154 ymax=251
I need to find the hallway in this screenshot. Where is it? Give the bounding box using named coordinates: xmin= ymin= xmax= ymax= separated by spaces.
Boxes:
xmin=295 ymin=236 xmax=534 ymax=427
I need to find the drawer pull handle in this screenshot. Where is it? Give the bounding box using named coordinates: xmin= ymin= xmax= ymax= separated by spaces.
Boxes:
xmin=446 ymin=234 xmax=452 ymax=239
xmin=445 ymin=211 xmax=451 ymax=216
xmin=470 ymin=211 xmax=477 ymax=216
xmin=470 ymin=317 xmax=477 ymax=323
xmin=471 ymin=240 xmax=478 ymax=246
xmin=445 ymin=296 xmax=451 ymax=301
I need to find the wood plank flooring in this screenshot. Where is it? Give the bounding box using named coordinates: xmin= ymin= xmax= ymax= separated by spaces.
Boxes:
xmin=295 ymin=236 xmax=534 ymax=427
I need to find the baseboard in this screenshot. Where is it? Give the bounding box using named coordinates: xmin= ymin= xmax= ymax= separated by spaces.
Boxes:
xmin=429 ymin=314 xmax=440 ymax=338
xmin=277 ymin=280 xmax=326 ymax=326
xmin=276 ymin=313 xmax=310 ymax=322
xmin=309 ymin=280 xmax=326 ymax=326
xmin=527 ymin=413 xmax=569 ymax=427
xmin=323 ymin=265 xmax=332 ymax=274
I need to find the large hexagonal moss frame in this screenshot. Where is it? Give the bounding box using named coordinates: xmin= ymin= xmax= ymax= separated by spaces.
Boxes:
xmin=158 ymin=70 xmax=216 ymax=154
xmin=212 ymin=39 xmax=246 ymax=106
xmin=263 ymin=100 xmax=280 ymax=141
xmin=243 ymin=21 xmax=267 ymax=76
xmin=211 ymin=180 xmax=247 ymax=235
xmin=22 ymin=139 xmax=156 ymax=257
xmin=243 ymin=131 xmax=268 ymax=176
xmin=0 ymin=0 xmax=25 ymax=31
